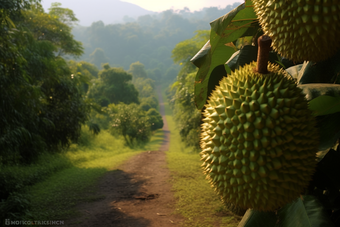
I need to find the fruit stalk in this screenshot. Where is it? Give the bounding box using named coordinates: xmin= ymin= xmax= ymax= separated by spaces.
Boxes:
xmin=256 ymin=35 xmax=272 ymax=74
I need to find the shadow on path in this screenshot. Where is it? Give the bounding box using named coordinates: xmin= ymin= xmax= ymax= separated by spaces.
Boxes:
xmin=64 ymin=169 xmax=151 ymax=227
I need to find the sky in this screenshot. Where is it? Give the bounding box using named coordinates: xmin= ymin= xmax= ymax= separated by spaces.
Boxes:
xmin=40 ymin=0 xmax=243 ymax=26
xmin=120 ymin=0 xmax=242 ymax=12
xmin=41 ymin=0 xmax=242 ymax=13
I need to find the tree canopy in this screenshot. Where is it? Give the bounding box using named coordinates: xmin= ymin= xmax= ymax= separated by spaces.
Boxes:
xmin=0 ymin=0 xmax=88 ymax=163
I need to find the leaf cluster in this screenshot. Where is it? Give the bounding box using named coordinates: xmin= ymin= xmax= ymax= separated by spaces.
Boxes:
xmin=0 ymin=1 xmax=88 ymax=164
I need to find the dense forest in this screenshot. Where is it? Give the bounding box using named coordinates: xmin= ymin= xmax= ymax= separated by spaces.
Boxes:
xmin=71 ymin=2 xmax=241 ymax=84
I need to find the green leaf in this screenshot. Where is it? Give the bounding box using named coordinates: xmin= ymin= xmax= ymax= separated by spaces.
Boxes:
xmin=191 ymin=40 xmax=211 ymax=68
xmin=226 ymin=45 xmax=281 ymax=72
xmin=276 ymin=196 xmax=335 ymax=227
xmin=193 ymin=35 xmax=235 ymax=109
xmin=210 ymin=1 xmax=258 ymax=41
xmin=298 ymin=49 xmax=340 ymax=85
xmin=237 ymin=209 xmax=277 ymax=227
xmin=309 ymin=96 xmax=340 ymax=116
xmin=316 ymin=112 xmax=340 ymax=150
xmin=193 ymin=1 xmax=259 ymax=110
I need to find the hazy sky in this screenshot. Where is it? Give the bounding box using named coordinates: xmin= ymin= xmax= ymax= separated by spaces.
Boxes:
xmin=41 ymin=0 xmax=242 ymax=13
xmin=40 ymin=0 xmax=243 ymax=26
xmin=120 ymin=0 xmax=242 ymax=12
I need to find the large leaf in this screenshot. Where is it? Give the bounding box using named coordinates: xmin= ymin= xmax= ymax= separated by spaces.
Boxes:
xmin=293 ymin=84 xmax=340 ymax=150
xmin=226 ymin=45 xmax=282 ymax=72
xmin=315 ymin=112 xmax=340 ymax=150
xmin=276 ymin=196 xmax=335 ymax=227
xmin=238 ymin=209 xmax=277 ymax=227
xmin=297 ymin=84 xmax=340 ymax=116
xmin=191 ymin=40 xmax=211 ymax=68
xmin=309 ymin=96 xmax=340 ymax=116
xmin=298 ymin=49 xmax=340 ymax=85
xmin=210 ymin=0 xmax=258 ymax=41
xmin=192 ymin=0 xmax=259 ymax=110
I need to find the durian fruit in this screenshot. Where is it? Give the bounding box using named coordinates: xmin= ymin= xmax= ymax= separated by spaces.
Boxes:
xmin=252 ymin=0 xmax=340 ymax=62
xmin=200 ymin=61 xmax=319 ymax=211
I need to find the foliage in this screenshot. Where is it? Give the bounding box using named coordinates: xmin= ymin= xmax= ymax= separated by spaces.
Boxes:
xmin=68 ymin=60 xmax=98 ymax=94
xmin=168 ymin=30 xmax=210 ymax=150
xmin=128 ymin=61 xmax=148 ymax=80
xmin=0 ymin=1 xmax=88 ymax=162
xmin=111 ymin=103 xmax=151 ymax=146
xmin=190 ymin=0 xmax=340 ymax=226
xmin=87 ymin=64 xmax=139 ymax=106
xmin=140 ymin=95 xmax=159 ymax=110
xmin=48 ymin=2 xmax=78 ymax=27
xmin=21 ymin=4 xmax=83 ymax=58
xmin=146 ymin=108 xmax=164 ymax=131
xmin=89 ymin=48 xmax=110 ymax=69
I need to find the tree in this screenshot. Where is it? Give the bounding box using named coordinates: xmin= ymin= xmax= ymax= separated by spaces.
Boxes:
xmin=21 ymin=5 xmax=88 ymax=151
xmin=146 ymin=108 xmax=164 ymax=131
xmin=171 ymin=30 xmax=209 ymax=70
xmin=0 ymin=0 xmax=47 ymax=163
xmin=0 ymin=0 xmax=89 ymax=163
xmin=141 ymin=95 xmax=159 ymax=110
xmin=89 ymin=48 xmax=110 ymax=68
xmin=128 ymin=61 xmax=148 ymax=80
xmin=133 ymin=77 xmax=155 ymax=98
xmin=21 ymin=4 xmax=83 ymax=57
xmin=87 ymin=64 xmax=139 ymax=106
xmin=167 ymin=30 xmax=210 ymax=149
xmin=112 ymin=103 xmax=151 ymax=146
xmin=68 ymin=60 xmax=98 ymax=94
xmin=48 ymin=2 xmax=78 ymax=27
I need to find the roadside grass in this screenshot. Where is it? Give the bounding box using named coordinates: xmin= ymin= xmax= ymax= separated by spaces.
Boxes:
xmin=3 ymin=127 xmax=163 ymax=222
xmin=162 ymin=85 xmax=241 ymax=227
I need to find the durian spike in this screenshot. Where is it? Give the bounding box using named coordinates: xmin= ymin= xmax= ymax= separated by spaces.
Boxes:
xmin=256 ymin=35 xmax=272 ymax=74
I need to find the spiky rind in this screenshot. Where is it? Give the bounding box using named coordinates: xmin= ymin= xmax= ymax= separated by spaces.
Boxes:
xmin=252 ymin=0 xmax=340 ymax=62
xmin=200 ymin=62 xmax=318 ymax=211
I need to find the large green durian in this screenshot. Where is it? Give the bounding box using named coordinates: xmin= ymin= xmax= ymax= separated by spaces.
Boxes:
xmin=252 ymin=0 xmax=340 ymax=62
xmin=200 ymin=62 xmax=318 ymax=211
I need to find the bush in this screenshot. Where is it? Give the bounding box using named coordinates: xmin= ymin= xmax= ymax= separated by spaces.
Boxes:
xmin=111 ymin=103 xmax=151 ymax=146
xmin=146 ymin=108 xmax=164 ymax=131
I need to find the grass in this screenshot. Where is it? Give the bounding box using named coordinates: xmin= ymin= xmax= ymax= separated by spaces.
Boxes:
xmin=162 ymin=84 xmax=242 ymax=227
xmin=11 ymin=128 xmax=164 ymax=222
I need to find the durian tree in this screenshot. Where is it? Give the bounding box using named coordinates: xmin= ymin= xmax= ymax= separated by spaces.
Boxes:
xmin=191 ymin=0 xmax=340 ymax=226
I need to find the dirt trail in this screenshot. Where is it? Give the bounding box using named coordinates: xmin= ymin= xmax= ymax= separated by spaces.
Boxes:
xmin=64 ymin=87 xmax=183 ymax=227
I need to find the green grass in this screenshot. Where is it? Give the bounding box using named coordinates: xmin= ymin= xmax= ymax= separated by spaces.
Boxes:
xmin=162 ymin=84 xmax=241 ymax=227
xmin=17 ymin=128 xmax=164 ymax=221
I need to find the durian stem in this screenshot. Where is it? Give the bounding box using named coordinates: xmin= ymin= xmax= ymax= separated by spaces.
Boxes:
xmin=256 ymin=35 xmax=272 ymax=74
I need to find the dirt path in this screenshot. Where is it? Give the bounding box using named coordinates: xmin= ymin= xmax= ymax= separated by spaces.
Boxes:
xmin=64 ymin=86 xmax=183 ymax=227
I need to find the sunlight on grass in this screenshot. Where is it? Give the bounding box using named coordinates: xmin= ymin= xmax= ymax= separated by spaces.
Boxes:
xmin=162 ymin=87 xmax=241 ymax=227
